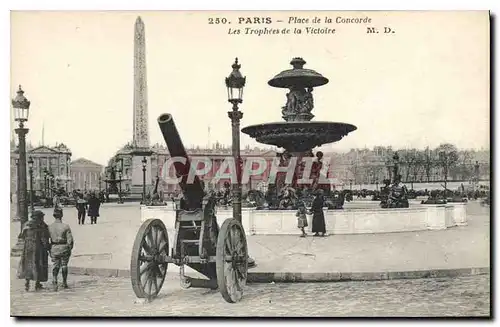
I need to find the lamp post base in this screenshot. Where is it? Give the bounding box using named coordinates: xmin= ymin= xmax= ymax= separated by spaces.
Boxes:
xmin=247 ymin=256 xmax=256 ymax=268
xmin=11 ymin=238 xmax=24 ymax=257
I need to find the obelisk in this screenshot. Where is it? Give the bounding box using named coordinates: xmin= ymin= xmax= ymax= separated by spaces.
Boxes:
xmin=130 ymin=16 xmax=152 ymax=194
xmin=133 ymin=16 xmax=149 ymax=148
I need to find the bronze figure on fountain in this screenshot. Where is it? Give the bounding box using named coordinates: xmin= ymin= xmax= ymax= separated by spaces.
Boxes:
xmin=242 ymin=57 xmax=357 ymax=209
xmin=379 ymin=152 xmax=409 ymax=208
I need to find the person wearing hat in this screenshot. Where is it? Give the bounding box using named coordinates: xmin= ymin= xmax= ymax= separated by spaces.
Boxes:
xmin=17 ymin=210 xmax=50 ymax=291
xmin=310 ymin=188 xmax=326 ymax=237
xmin=48 ymin=207 xmax=74 ymax=290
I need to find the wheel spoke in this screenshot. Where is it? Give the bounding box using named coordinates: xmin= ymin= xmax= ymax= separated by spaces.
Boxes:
xmin=155 ymin=265 xmax=164 ymax=279
xmin=140 ymin=262 xmax=154 ymax=275
xmin=141 ymin=267 xmax=151 ymax=288
xmin=147 ymin=228 xmax=155 ymax=251
xmin=147 ymin=278 xmax=153 ymax=295
xmin=225 ymin=239 xmax=232 ymax=254
xmin=142 ymin=240 xmax=153 ymax=255
xmin=152 ymin=274 xmax=159 ymax=294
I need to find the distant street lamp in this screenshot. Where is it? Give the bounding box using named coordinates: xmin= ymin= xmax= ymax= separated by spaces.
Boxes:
xmin=142 ymin=157 xmax=147 ymax=204
xmin=98 ymin=174 xmax=102 ymax=194
xmin=118 ymin=158 xmax=124 ymax=204
xmin=28 ymin=157 xmax=34 ymax=212
xmin=11 ymin=85 xmax=31 ymax=256
xmin=225 ymin=58 xmax=255 ymax=268
xmin=349 ymin=179 xmax=353 ymax=190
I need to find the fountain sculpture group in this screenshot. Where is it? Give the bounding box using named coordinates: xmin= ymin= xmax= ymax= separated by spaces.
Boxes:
xmin=242 ymin=57 xmax=358 ymax=209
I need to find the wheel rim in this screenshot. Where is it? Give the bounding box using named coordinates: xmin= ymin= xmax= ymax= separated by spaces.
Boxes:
xmin=216 ymin=218 xmax=248 ymax=303
xmin=131 ymin=219 xmax=169 ymax=299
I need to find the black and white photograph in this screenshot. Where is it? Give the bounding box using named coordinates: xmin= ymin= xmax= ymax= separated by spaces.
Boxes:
xmin=7 ymin=9 xmax=491 ymax=318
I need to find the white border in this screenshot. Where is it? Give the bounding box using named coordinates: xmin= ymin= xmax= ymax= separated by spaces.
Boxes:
xmin=2 ymin=0 xmax=497 ymax=325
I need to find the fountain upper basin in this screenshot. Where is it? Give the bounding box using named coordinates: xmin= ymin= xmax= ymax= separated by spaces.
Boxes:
xmin=242 ymin=121 xmax=357 ymax=152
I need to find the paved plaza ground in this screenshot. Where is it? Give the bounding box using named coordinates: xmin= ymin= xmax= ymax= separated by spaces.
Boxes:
xmin=9 ymin=200 xmax=490 ymax=317
xmin=10 ymin=267 xmax=490 ymax=317
xmin=9 ymin=200 xmax=490 ymax=276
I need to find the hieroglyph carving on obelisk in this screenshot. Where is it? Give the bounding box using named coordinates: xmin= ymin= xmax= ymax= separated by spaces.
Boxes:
xmin=133 ymin=16 xmax=150 ymax=148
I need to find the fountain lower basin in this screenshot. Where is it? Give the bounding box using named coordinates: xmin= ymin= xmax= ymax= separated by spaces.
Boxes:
xmin=141 ymin=203 xmax=467 ymax=236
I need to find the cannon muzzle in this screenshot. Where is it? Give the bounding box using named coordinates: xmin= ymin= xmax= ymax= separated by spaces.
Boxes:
xmin=158 ymin=114 xmax=204 ymax=210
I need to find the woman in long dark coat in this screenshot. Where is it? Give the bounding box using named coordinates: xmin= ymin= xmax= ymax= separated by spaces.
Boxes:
xmin=311 ymin=190 xmax=326 ymax=237
xmin=17 ymin=210 xmax=50 ymax=291
xmin=87 ymin=192 xmax=101 ymax=225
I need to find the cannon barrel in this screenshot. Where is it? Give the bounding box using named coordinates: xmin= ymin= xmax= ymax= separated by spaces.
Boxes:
xmin=157 ymin=113 xmax=204 ymax=209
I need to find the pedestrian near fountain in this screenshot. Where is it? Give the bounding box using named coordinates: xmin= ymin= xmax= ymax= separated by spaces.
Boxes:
xmin=17 ymin=210 xmax=50 ymax=291
xmin=48 ymin=207 xmax=73 ymax=290
xmin=87 ymin=192 xmax=101 ymax=224
xmin=296 ymin=201 xmax=308 ymax=237
xmin=75 ymin=194 xmax=88 ymax=225
xmin=311 ymin=189 xmax=326 ymax=237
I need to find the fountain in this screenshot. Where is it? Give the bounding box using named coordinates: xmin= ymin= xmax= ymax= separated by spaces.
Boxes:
xmin=140 ymin=57 xmax=467 ymax=236
xmin=242 ymin=58 xmax=357 ymax=207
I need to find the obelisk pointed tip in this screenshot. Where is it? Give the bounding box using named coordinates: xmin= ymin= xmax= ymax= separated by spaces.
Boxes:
xmin=135 ymin=16 xmax=143 ymax=24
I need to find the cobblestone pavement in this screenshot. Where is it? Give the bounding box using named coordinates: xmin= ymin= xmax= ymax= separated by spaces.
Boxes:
xmin=10 ymin=268 xmax=490 ymax=317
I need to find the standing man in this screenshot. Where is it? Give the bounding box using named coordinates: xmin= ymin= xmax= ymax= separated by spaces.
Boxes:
xmin=87 ymin=192 xmax=101 ymax=224
xmin=75 ymin=194 xmax=87 ymax=224
xmin=48 ymin=208 xmax=74 ymax=291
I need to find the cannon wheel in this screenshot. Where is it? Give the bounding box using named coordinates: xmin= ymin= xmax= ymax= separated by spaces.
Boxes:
xmin=216 ymin=218 xmax=248 ymax=303
xmin=130 ymin=219 xmax=169 ymax=299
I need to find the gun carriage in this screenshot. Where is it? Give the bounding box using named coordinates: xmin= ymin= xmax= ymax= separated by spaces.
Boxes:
xmin=130 ymin=114 xmax=248 ymax=303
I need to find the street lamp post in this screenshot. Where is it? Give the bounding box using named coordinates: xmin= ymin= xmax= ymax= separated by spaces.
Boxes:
xmin=11 ymin=85 xmax=31 ymax=256
xmin=15 ymin=159 xmax=20 ymax=220
xmin=98 ymin=174 xmax=102 ymax=194
xmin=142 ymin=157 xmax=147 ymax=204
xmin=225 ymin=58 xmax=255 ymax=268
xmin=28 ymin=157 xmax=34 ymax=213
xmin=225 ymin=58 xmax=245 ymax=223
xmin=118 ymin=158 xmax=124 ymax=204
xmin=349 ymin=179 xmax=353 ymax=190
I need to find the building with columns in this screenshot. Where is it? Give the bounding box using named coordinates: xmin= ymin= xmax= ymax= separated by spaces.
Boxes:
xmin=70 ymin=158 xmax=105 ymax=191
xmin=106 ymin=142 xmax=278 ymax=195
xmin=11 ymin=142 xmax=73 ymax=195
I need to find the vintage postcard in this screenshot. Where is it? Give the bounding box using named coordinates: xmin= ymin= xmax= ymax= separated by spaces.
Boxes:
xmin=9 ymin=10 xmax=490 ymax=317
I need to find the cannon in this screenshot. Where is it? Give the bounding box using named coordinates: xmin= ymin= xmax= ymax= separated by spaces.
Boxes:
xmin=130 ymin=114 xmax=248 ymax=303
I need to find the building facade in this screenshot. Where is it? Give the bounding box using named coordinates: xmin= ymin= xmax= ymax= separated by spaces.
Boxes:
xmin=106 ymin=143 xmax=278 ymax=195
xmin=70 ymin=158 xmax=105 ymax=191
xmin=11 ymin=142 xmax=73 ymax=195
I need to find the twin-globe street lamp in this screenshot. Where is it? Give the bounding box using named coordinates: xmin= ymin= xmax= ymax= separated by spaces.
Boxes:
xmin=225 ymin=58 xmax=255 ymax=268
xmin=11 ymin=85 xmax=31 ymax=256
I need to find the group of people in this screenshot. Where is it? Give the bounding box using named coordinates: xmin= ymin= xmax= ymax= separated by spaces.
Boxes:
xmin=53 ymin=191 xmax=101 ymax=225
xmin=17 ymin=208 xmax=74 ymax=292
xmin=295 ymin=189 xmax=326 ymax=238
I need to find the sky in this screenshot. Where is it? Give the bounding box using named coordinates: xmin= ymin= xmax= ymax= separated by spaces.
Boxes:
xmin=9 ymin=11 xmax=490 ymax=166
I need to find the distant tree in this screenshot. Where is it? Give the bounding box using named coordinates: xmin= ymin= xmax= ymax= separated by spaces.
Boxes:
xmin=454 ymin=150 xmax=474 ymax=181
xmin=423 ymin=146 xmax=437 ymax=182
xmin=435 ymin=143 xmax=459 ymax=190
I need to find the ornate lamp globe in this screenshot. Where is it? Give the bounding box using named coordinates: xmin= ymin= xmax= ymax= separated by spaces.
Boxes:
xmin=225 ymin=58 xmax=246 ymax=104
xmin=12 ymin=85 xmax=31 ymax=125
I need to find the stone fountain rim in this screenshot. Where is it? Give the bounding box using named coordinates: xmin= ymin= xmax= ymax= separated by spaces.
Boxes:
xmin=242 ymin=121 xmax=358 ymax=131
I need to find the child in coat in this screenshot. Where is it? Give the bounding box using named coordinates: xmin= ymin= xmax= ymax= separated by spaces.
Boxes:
xmin=296 ymin=201 xmax=308 ymax=237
